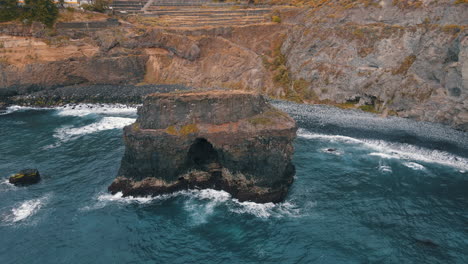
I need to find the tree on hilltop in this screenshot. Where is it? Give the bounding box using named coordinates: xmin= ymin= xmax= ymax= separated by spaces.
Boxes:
xmin=22 ymin=0 xmax=59 ymax=27
xmin=0 ymin=0 xmax=19 ymax=22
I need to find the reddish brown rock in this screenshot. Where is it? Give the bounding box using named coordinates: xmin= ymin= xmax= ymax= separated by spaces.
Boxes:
xmin=109 ymin=90 xmax=297 ymax=203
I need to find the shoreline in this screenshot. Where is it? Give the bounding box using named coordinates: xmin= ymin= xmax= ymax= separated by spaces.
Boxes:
xmin=1 ymin=84 xmax=467 ymax=133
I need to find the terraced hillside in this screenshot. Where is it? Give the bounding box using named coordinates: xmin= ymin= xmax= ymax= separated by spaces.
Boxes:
xmin=111 ymin=0 xmax=273 ymax=28
xmin=111 ymin=0 xmax=147 ymax=14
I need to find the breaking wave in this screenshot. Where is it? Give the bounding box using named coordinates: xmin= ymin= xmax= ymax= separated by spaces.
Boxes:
xmin=54 ymin=104 xmax=138 ymax=117
xmin=0 ymin=105 xmax=47 ymax=115
xmin=1 ymin=104 xmax=138 ymax=117
xmin=298 ymin=129 xmax=468 ymax=170
xmin=0 ymin=179 xmax=16 ymax=193
xmin=2 ymin=195 xmax=49 ymax=224
xmin=54 ymin=116 xmax=135 ymax=142
xmin=89 ymin=189 xmax=303 ymax=219
xmin=403 ymin=162 xmax=426 ymax=171
xmin=378 ymin=164 xmax=393 ymax=173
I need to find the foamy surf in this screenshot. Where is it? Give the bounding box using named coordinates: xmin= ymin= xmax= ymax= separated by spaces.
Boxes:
xmin=54 ymin=104 xmax=138 ymax=117
xmin=403 ymin=162 xmax=426 ymax=171
xmin=378 ymin=165 xmax=393 ymax=173
xmin=0 ymin=105 xmax=47 ymax=115
xmin=88 ymin=189 xmax=302 ymax=219
xmin=3 ymin=195 xmax=49 ymax=224
xmin=298 ymin=129 xmax=468 ymax=170
xmin=98 ymin=192 xmax=156 ymax=204
xmin=54 ymin=116 xmax=135 ymax=142
xmin=0 ymin=179 xmax=16 ymax=192
xmin=81 ymin=191 xmax=172 ymax=211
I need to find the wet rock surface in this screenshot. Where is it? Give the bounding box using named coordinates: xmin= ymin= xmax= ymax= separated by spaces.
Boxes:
xmin=9 ymin=169 xmax=41 ymax=185
xmin=109 ymin=90 xmax=297 ymax=203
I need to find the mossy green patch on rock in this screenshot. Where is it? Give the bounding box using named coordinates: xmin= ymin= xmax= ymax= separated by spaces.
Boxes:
xmin=248 ymin=116 xmax=275 ymax=126
xmin=359 ymin=104 xmax=378 ymax=113
xmin=165 ymin=124 xmax=199 ymax=136
xmin=248 ymin=109 xmax=291 ymax=126
xmin=132 ymin=123 xmax=140 ymax=132
xmin=11 ymin=173 xmax=26 ymax=179
xmin=165 ymin=125 xmax=178 ymax=135
xmin=179 ymin=124 xmax=199 ymax=136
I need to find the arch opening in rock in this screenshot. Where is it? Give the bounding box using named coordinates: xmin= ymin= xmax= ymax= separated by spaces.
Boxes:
xmin=186 ymin=138 xmax=219 ymax=171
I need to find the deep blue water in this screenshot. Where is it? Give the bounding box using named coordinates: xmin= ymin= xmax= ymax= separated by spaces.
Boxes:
xmin=0 ymin=103 xmax=467 ymax=264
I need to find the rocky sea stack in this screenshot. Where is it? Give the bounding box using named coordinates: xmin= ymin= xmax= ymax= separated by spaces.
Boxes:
xmin=109 ymin=90 xmax=297 ymax=203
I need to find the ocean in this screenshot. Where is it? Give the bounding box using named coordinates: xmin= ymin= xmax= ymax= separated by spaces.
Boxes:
xmin=0 ymin=102 xmax=467 ymax=263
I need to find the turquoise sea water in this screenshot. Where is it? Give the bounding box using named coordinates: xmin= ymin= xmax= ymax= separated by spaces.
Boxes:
xmin=0 ymin=102 xmax=467 ymax=263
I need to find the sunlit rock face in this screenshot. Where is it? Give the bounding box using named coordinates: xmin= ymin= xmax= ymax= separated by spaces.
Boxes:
xmin=109 ymin=90 xmax=297 ymax=203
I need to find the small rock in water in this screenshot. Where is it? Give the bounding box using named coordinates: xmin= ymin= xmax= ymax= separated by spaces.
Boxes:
xmin=8 ymin=169 xmax=41 ymax=185
xmin=414 ymin=238 xmax=439 ymax=248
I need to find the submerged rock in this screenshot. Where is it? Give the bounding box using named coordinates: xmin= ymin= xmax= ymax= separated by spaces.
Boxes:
xmin=109 ymin=90 xmax=297 ymax=203
xmin=9 ymin=169 xmax=41 ymax=185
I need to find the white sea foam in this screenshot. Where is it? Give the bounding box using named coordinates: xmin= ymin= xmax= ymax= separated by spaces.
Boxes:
xmin=3 ymin=195 xmax=49 ymax=223
xmin=89 ymin=189 xmax=303 ymax=219
xmin=1 ymin=104 xmax=138 ymax=117
xmin=55 ymin=104 xmax=138 ymax=117
xmin=1 ymin=179 xmax=13 ymax=186
xmin=97 ymin=192 xmax=156 ymax=204
xmin=184 ymin=199 xmax=218 ymax=225
xmin=0 ymin=179 xmax=16 ymax=192
xmin=0 ymin=105 xmax=47 ymax=115
xmin=403 ymin=162 xmax=426 ymax=171
xmin=369 ymin=152 xmax=399 ymax=159
xmin=298 ymin=129 xmax=468 ymax=170
xmin=229 ymin=201 xmax=276 ymax=218
xmin=378 ymin=165 xmax=393 ymax=173
xmin=54 ymin=116 xmax=135 ymax=142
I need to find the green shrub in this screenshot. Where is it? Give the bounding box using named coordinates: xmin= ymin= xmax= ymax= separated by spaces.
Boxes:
xmin=0 ymin=0 xmax=20 ymax=22
xmin=272 ymin=15 xmax=281 ymax=23
xmin=22 ymin=0 xmax=59 ymax=27
xmin=359 ymin=105 xmax=377 ymax=113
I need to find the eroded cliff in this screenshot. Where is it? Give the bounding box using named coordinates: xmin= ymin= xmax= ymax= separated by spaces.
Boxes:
xmin=0 ymin=1 xmax=467 ymax=130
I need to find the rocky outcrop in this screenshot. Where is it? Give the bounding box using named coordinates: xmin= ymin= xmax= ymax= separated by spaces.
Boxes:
xmin=9 ymin=169 xmax=41 ymax=185
xmin=0 ymin=55 xmax=147 ymax=93
xmin=109 ymin=90 xmax=297 ymax=203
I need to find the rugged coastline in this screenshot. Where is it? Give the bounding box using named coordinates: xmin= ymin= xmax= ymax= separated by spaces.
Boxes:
xmin=0 ymin=0 xmax=467 ymax=131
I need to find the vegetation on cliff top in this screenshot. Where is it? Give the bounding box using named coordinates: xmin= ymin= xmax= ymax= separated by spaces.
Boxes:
xmin=0 ymin=0 xmax=110 ymax=26
xmin=0 ymin=0 xmax=58 ymax=27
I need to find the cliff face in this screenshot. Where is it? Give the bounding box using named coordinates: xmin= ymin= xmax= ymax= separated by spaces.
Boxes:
xmin=281 ymin=0 xmax=468 ymax=130
xmin=1 ymin=1 xmax=467 ymax=130
xmin=109 ymin=91 xmax=297 ymax=203
xmin=0 ymin=23 xmax=284 ymax=96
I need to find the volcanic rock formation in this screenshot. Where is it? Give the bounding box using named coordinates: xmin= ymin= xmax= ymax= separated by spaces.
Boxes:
xmin=9 ymin=169 xmax=41 ymax=185
xmin=109 ymin=90 xmax=297 ymax=203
